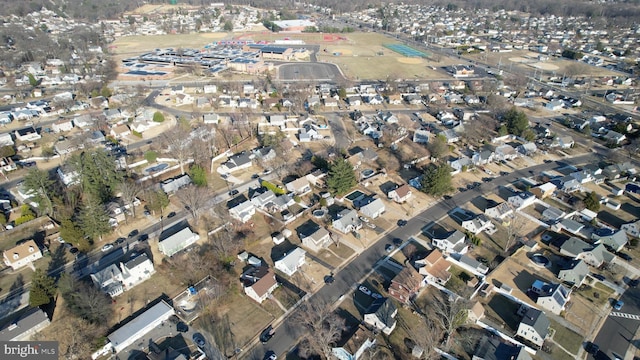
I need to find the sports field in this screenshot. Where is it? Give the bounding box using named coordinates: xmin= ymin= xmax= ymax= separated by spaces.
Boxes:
xmin=109 ymin=33 xmax=229 ymax=57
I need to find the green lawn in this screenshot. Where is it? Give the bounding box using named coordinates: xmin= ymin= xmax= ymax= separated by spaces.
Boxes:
xmin=576 ymin=281 xmax=614 ymax=306
xmin=549 ymin=319 xmax=583 ymax=355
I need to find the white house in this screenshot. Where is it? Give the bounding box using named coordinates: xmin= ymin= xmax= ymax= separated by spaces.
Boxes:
xmin=387 ymin=184 xmax=412 ymax=203
xmin=301 ymin=227 xmax=332 ymax=252
xmin=332 ymin=209 xmax=362 ymax=234
xmin=432 ymin=230 xmax=468 ymax=254
xmin=508 ymin=191 xmax=536 ymax=210
xmin=229 ymin=200 xmax=256 ymax=223
xmin=241 ymin=266 xmax=279 ymax=303
xmin=275 ymin=247 xmax=306 ymax=276
xmin=622 ymin=220 xmax=640 ymax=238
xmin=0 ymin=133 xmax=14 ymax=147
xmin=3 ymin=240 xmax=42 ymax=271
xmin=516 ymin=307 xmax=550 ymax=348
xmin=158 ymin=227 xmax=200 ymax=257
xmin=14 ymin=127 xmax=41 ymax=142
xmin=461 ymin=214 xmax=495 ymax=235
xmin=530 ymin=280 xmax=571 ymax=315
xmin=363 ymin=298 xmax=397 ymax=335
xmin=90 ymin=254 xmax=155 ymax=298
xmin=358 ymin=198 xmax=386 ymax=219
xmin=221 ymin=152 xmax=253 ymax=173
xmin=52 ymin=118 xmax=74 ymax=133
xmin=285 ymin=177 xmax=311 ymax=195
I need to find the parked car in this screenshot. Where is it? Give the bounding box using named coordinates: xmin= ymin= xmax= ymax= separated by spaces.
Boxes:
xmin=585 ymin=342 xmax=599 ymax=355
xmin=69 ymin=247 xmax=78 ymax=254
xmin=264 ymin=351 xmax=277 ymax=360
xmin=366 ymin=222 xmax=376 ymax=229
xmin=385 ymin=244 xmax=394 ymax=253
xmin=630 ymin=279 xmax=640 ymax=288
xmin=101 ymin=244 xmax=114 ymax=252
xmin=167 ymin=211 xmax=176 ymax=218
xmin=358 ymin=285 xmax=371 ymax=296
xmin=324 ymin=275 xmax=335 ymax=285
xmin=128 ymin=229 xmax=139 ymax=238
xmin=138 ymin=234 xmax=149 ymax=242
xmin=397 ymin=219 xmax=407 ymax=227
xmin=115 ymin=237 xmax=126 ymax=245
xmin=260 ymin=325 xmax=275 ymax=343
xmin=229 ymin=189 xmax=239 ymax=196
xmin=359 ymin=216 xmax=370 ymax=223
xmin=614 ymin=300 xmax=624 ymax=311
xmin=619 ymin=253 xmax=632 ymax=261
xmin=251 ymin=174 xmax=260 ymax=179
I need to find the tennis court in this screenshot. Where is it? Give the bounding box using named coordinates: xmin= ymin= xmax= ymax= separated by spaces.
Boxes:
xmin=384 ymin=43 xmax=428 ymax=58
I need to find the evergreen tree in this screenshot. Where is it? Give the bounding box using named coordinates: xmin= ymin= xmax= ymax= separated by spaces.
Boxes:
xmin=29 ymin=269 xmax=57 ymax=307
xmin=420 ymin=164 xmax=453 ymax=196
xmin=327 ymin=157 xmax=357 ymax=196
xmin=79 ymin=196 xmax=111 ymax=241
xmin=584 ymin=191 xmax=600 ymax=212
xmin=70 ymin=149 xmax=123 ymax=203
xmin=503 ymin=107 xmax=529 ymax=137
xmin=60 ymin=219 xmax=91 ymax=251
xmin=145 ymin=190 xmax=169 ymax=216
xmin=190 ymin=165 xmax=208 ymax=187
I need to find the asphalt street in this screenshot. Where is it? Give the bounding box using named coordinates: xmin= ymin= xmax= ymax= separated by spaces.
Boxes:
xmin=591 ymin=287 xmax=640 ymax=360
xmin=243 ymin=153 xmax=597 ymax=360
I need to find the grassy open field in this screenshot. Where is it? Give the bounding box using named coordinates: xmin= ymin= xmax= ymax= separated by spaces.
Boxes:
xmin=550 ymin=319 xmax=583 ymax=355
xmin=110 ymin=33 xmax=229 ymax=56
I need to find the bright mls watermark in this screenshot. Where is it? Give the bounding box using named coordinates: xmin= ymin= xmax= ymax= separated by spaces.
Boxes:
xmin=1 ymin=342 xmax=58 ymax=360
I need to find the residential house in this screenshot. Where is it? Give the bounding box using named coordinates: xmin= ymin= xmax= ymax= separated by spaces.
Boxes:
xmin=439 ymin=129 xmax=460 ymax=143
xmin=461 ymin=214 xmax=495 ymax=235
xmin=357 ymin=198 xmax=386 ymax=219
xmin=556 ymin=176 xmax=581 ymax=193
xmin=432 ymin=230 xmax=468 ymax=254
xmin=275 ymin=247 xmax=306 ymax=276
xmin=555 ymin=218 xmax=585 ymax=235
xmin=415 ymin=249 xmax=452 ymax=286
xmin=557 ymin=259 xmax=589 ymax=286
xmin=91 ymin=254 xmax=155 ymax=297
xmin=52 ymin=118 xmax=74 ymax=133
xmin=14 ymin=127 xmax=41 ymax=142
xmin=332 ymin=209 xmax=362 ymax=234
xmin=530 ymin=280 xmax=571 ymax=315
xmin=541 ymin=206 xmax=565 ymax=222
xmin=508 ymin=191 xmax=536 ymax=210
xmin=0 ymin=157 xmax=17 ymax=172
xmin=331 ymin=325 xmax=376 ymax=360
xmin=472 ymin=150 xmax=495 ymax=166
xmin=472 ymin=335 xmax=532 ymax=360
xmin=221 ymin=152 xmax=253 ymax=173
xmin=106 ymin=301 xmax=175 ymax=354
xmin=3 ymin=240 xmax=42 ymax=270
xmin=592 ymin=228 xmax=628 ymax=252
xmin=516 ymin=307 xmax=550 ymax=348
xmin=388 ymin=266 xmax=422 ymax=304
xmin=448 ymin=156 xmax=473 ymax=174
xmin=300 ymin=226 xmax=332 ymax=252
xmin=495 ymin=144 xmax=518 ymax=161
xmin=454 ymin=254 xmax=490 ymax=276
xmin=530 ymin=183 xmax=556 ymax=199
xmin=363 ymin=298 xmax=397 ymax=335
xmin=517 ymin=142 xmax=538 ymax=156
xmin=622 ymin=220 xmax=640 ymax=238
xmin=571 ymin=170 xmax=595 ymax=184
xmin=545 ymin=100 xmax=564 ymax=111
xmin=579 ymin=244 xmax=615 ymax=268
xmin=250 ymin=190 xmax=276 ymax=210
xmin=158 ymin=227 xmax=200 ymax=257
xmin=557 ymin=236 xmax=591 ymax=258
xmin=485 ymin=202 xmax=514 ymax=220
xmin=252 ymin=146 xmax=277 ymax=162
xmin=285 ymin=177 xmax=311 ymax=195
xmin=229 ymin=200 xmax=256 ymax=223
xmin=0 ymin=133 xmax=14 ymax=147
xmin=240 ymin=266 xmax=279 ymax=303
xmin=110 ymin=124 xmax=131 ymax=139
xmin=556 ymin=136 xmax=574 ymax=149
xmin=0 ymin=308 xmax=50 ymax=341
xmin=413 ymin=129 xmax=431 ymax=144
xmin=160 ymin=174 xmax=192 ymax=194
xmin=387 ymin=184 xmax=412 ymax=203
xmin=203 ymin=113 xmax=219 ymax=124
xmin=604 ymin=130 xmax=626 ymax=145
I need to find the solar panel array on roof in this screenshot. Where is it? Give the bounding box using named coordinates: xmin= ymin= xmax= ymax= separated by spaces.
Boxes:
xmin=260 ymin=46 xmax=289 ymax=54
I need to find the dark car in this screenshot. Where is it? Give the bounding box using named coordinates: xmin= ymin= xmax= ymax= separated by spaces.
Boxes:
xmin=591 ymin=273 xmax=606 ymax=281
xmin=499 ymin=171 xmax=509 ymax=176
xmin=229 ymin=189 xmax=239 ymax=196
xmin=177 ymin=322 xmax=188 ymax=333
xmin=397 ymin=219 xmax=408 ymax=227
xmin=260 ymin=325 xmax=275 ymax=343
xmin=385 ymin=244 xmax=394 ymax=253
xmin=630 ymin=279 xmax=640 ymax=288
xmin=264 ymin=351 xmax=277 ymax=360
xmin=167 ymin=211 xmax=176 ymax=218
xmin=192 ymin=333 xmax=206 ymax=348
xmin=115 ymin=237 xmax=126 ymax=245
xmin=138 ymin=234 xmax=149 ymax=242
xmin=392 ymin=238 xmax=403 ymax=246
xmin=585 ymin=342 xmax=599 ymax=355
xmin=619 ymin=253 xmax=632 ymax=261
xmin=128 ymin=229 xmax=139 ymax=238
xmin=443 ymin=195 xmax=452 ymax=200
xmin=324 ymin=275 xmax=335 ymax=284
xmin=69 ymin=247 xmax=79 ymax=254
xmin=251 ymin=174 xmax=260 ymax=179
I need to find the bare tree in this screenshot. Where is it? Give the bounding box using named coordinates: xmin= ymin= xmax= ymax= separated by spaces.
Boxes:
xmin=160 ymin=121 xmax=192 ymax=175
xmin=427 ymin=291 xmax=470 ymax=351
xmin=118 ymin=179 xmax=142 ymax=218
xmin=207 ymin=226 xmax=242 ymax=259
xmin=175 ymin=186 xmax=210 ymax=225
xmin=294 ymin=298 xmax=346 ymax=359
xmin=400 ymin=310 xmax=441 ymax=360
xmin=504 ymin=211 xmax=527 ymax=253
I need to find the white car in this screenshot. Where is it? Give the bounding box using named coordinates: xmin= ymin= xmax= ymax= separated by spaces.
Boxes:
xmin=101 ymin=244 xmax=114 ymax=252
xmin=358 ymin=285 xmax=371 ymax=296
xmin=359 ymin=216 xmax=369 ymax=223
xmin=366 ymin=222 xmax=376 ymax=229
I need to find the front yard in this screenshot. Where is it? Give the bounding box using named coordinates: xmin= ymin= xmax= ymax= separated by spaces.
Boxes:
xmin=549 ymin=319 xmax=583 ymax=355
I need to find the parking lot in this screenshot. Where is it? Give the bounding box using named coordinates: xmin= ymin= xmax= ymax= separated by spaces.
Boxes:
xmin=278 ymin=63 xmax=343 ymax=81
